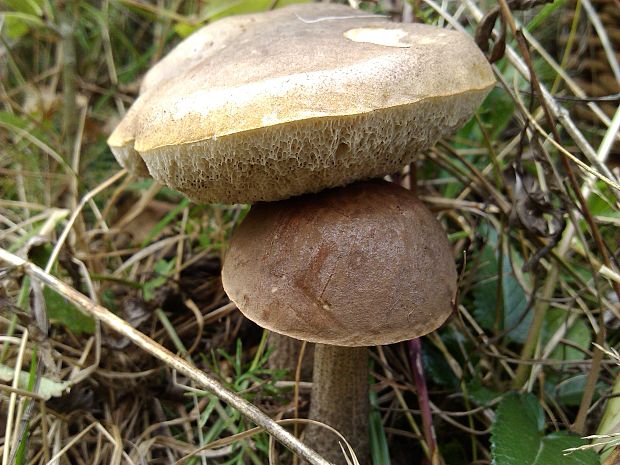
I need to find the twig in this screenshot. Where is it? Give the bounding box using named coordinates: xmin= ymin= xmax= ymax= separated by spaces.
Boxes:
xmin=574 ymin=314 xmax=607 ymax=433
xmin=0 ymin=248 xmax=332 ymax=465
xmin=45 ymin=169 xmax=127 ymax=273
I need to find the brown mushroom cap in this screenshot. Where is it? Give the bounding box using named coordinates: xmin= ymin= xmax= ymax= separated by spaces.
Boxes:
xmin=221 ymin=180 xmax=457 ymax=346
xmin=108 ymin=3 xmax=494 ymax=204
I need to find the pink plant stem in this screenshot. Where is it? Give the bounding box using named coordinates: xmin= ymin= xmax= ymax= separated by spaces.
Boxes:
xmin=408 ymin=337 xmax=438 ymax=463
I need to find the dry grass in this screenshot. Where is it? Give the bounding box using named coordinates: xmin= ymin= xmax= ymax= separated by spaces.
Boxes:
xmin=1 ymin=0 xmax=619 ymax=464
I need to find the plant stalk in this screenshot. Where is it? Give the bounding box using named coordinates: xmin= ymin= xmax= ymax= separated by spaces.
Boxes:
xmin=409 ymin=338 xmax=440 ymax=464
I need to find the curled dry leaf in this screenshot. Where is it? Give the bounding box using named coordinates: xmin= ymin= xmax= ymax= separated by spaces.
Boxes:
xmin=475 ymin=0 xmax=554 ymax=63
xmin=475 ymin=8 xmax=506 ymax=64
xmin=509 ymin=134 xmax=566 ymax=272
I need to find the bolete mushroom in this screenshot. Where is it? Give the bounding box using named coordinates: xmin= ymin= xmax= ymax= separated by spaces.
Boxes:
xmin=106 ymin=4 xmax=494 ymax=462
xmin=107 ymin=3 xmax=494 ymax=204
xmin=222 ymin=180 xmax=457 ymax=463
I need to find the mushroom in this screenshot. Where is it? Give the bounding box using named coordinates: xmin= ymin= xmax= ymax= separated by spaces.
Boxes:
xmin=107 ymin=3 xmax=494 ymax=205
xmin=106 ymin=4 xmax=494 ymax=462
xmin=222 ymin=180 xmax=457 ymax=464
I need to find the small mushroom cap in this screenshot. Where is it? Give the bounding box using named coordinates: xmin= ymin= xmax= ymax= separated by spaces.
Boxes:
xmin=222 ymin=180 xmax=457 ymax=347
xmin=108 ymin=3 xmax=494 ymax=204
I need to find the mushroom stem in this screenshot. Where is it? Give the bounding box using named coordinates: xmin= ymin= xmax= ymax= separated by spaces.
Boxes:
xmin=269 ymin=332 xmax=314 ymax=380
xmin=306 ymin=344 xmax=369 ymax=465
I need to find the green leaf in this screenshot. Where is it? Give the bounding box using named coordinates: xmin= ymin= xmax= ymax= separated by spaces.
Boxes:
xmin=542 ymin=309 xmax=591 ymax=361
xmin=205 ymin=0 xmax=309 ymax=22
xmin=466 ymin=378 xmax=502 ymax=406
xmin=0 ymin=111 xmax=30 ymax=130
xmin=45 ymin=288 xmax=95 ymax=334
xmin=598 ymin=375 xmax=620 ymax=436
xmin=1 ymin=11 xmax=46 ymax=32
xmin=525 ymin=0 xmax=566 ymax=32
xmin=422 ymin=336 xmax=458 ymax=388
xmin=554 ymin=375 xmax=588 ymax=406
xmin=2 ymin=0 xmax=47 ymax=41
xmin=472 ymin=226 xmax=531 ymax=343
xmin=140 ymin=197 xmax=189 ymax=247
xmin=199 ymin=397 xmax=219 ymax=428
xmin=457 ymin=87 xmax=515 ymax=142
xmin=173 ymin=22 xmax=199 ymax=38
xmin=2 ymin=0 xmax=43 ymax=15
xmin=0 ymin=363 xmax=70 ymax=400
xmin=597 ymin=374 xmax=620 ymax=462
xmin=587 ymin=187 xmax=620 ymax=218
xmin=545 ymin=372 xmax=603 ymax=408
xmin=369 ymin=391 xmax=391 ymax=465
xmin=142 ymin=259 xmax=174 ymax=301
xmin=4 ymin=15 xmax=30 ymax=40
xmin=491 ymin=393 xmax=598 ymax=465
xmin=472 ymin=240 xmax=498 ymax=330
xmin=534 ymin=433 xmax=600 ymax=465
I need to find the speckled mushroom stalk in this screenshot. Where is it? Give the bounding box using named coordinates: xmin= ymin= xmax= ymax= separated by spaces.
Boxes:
xmin=222 ymin=180 xmax=458 ymax=464
xmin=305 ymin=345 xmax=369 ymax=463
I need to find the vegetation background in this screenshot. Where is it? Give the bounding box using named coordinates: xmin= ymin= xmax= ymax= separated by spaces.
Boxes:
xmin=0 ymin=0 xmax=619 ymax=464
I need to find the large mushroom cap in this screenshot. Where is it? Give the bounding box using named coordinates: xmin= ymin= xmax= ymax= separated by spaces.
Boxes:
xmin=108 ymin=3 xmax=494 ymax=204
xmin=222 ymin=180 xmax=457 ymax=346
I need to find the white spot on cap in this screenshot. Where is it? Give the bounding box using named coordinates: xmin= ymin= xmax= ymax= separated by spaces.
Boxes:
xmin=344 ymin=27 xmax=413 ymax=48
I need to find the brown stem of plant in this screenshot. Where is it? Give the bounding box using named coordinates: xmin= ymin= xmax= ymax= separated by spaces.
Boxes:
xmin=306 ymin=344 xmax=369 ymax=465
xmin=408 ymin=338 xmax=440 ymax=465
xmin=497 ymin=3 xmax=620 ymax=411
xmin=512 ymin=267 xmax=559 ymax=389
xmin=572 ymin=310 xmax=606 ymax=433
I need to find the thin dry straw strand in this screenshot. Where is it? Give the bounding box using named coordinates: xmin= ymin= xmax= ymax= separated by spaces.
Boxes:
xmin=0 ymin=248 xmax=333 ymax=465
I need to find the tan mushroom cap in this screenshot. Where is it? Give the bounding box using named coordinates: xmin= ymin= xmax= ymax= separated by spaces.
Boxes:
xmin=108 ymin=3 xmax=495 ymax=204
xmin=222 ymin=180 xmax=457 ymax=347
